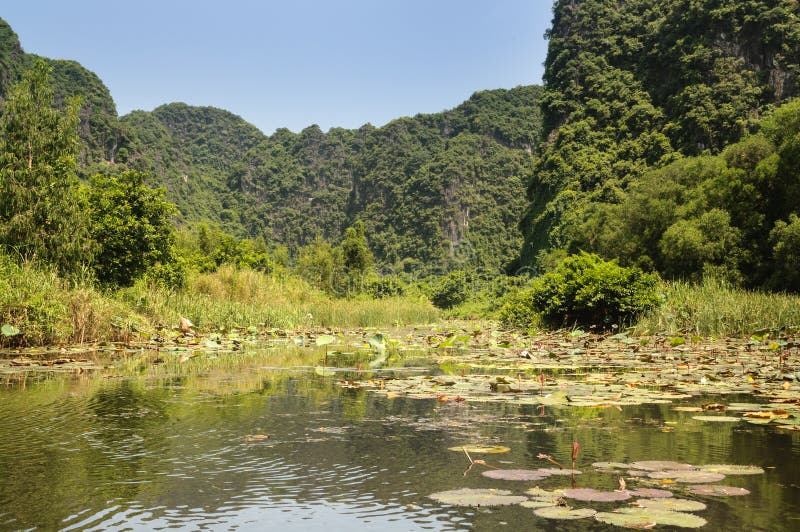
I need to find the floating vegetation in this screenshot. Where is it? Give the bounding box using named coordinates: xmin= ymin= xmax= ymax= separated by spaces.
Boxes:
xmin=595 ymin=508 xmax=707 ymax=528
xmin=646 ymin=470 xmax=726 ymax=483
xmin=482 ymin=469 xmax=549 ymax=481
xmin=630 ymin=461 xmax=697 ymax=471
xmin=691 ymin=415 xmax=741 ymax=423
xmin=687 ymin=485 xmax=751 ymax=497
xmin=448 ymin=444 xmax=510 ymax=454
xmin=698 ymin=464 xmax=765 ymax=475
xmin=428 ymin=488 xmax=527 ymax=507
xmin=633 ymin=498 xmax=707 ymax=512
xmin=626 ymin=488 xmax=674 ymax=498
xmin=533 ymin=506 xmax=597 ymax=520
xmin=562 ymin=488 xmax=632 ymax=502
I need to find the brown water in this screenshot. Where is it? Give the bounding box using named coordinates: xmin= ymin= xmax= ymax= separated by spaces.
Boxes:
xmin=0 ymin=351 xmax=798 ymax=531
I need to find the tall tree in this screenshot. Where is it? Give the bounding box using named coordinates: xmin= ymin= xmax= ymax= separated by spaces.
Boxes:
xmin=0 ymin=59 xmax=91 ymax=272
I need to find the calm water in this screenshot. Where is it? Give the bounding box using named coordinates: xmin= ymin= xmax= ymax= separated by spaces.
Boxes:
xmin=0 ymin=350 xmax=798 ymax=531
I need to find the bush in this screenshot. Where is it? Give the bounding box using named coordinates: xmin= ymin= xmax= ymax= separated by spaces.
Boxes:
xmin=430 ymin=270 xmax=471 ymax=309
xmin=505 ymin=252 xmax=660 ymax=329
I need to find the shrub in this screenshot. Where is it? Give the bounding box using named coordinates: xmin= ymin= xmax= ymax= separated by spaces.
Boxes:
xmin=430 ymin=270 xmax=471 ymax=309
xmin=510 ymin=252 xmax=660 ymax=329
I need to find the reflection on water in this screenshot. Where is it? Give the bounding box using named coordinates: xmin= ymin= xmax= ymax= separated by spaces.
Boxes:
xmin=0 ymin=350 xmax=798 ymax=531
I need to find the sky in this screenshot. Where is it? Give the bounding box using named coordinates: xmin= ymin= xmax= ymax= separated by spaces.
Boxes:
xmin=2 ymin=1 xmax=553 ymax=135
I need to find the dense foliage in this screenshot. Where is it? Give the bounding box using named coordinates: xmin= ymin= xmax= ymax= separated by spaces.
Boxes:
xmin=502 ymin=253 xmax=660 ymax=329
xmin=520 ymin=0 xmax=800 ymax=292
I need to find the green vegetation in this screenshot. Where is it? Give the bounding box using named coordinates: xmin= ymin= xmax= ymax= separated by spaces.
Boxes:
xmin=520 ymin=0 xmax=800 ymax=292
xmin=499 ymin=253 xmax=659 ymax=329
xmin=4 ymin=9 xmax=800 ymax=344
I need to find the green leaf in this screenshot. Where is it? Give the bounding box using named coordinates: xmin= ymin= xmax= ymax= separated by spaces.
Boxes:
xmin=1 ymin=324 xmax=20 ymax=337
xmin=315 ymin=334 xmax=335 ymax=346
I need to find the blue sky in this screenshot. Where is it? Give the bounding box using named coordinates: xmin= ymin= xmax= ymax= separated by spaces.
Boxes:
xmin=2 ymin=1 xmax=553 ymax=134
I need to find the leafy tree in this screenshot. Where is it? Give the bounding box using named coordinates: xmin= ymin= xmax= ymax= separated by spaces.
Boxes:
xmin=0 ymin=59 xmax=92 ymax=273
xmin=88 ymin=170 xmax=178 ymax=286
xmin=770 ymin=214 xmax=800 ymax=290
xmin=519 ymin=252 xmax=660 ymax=329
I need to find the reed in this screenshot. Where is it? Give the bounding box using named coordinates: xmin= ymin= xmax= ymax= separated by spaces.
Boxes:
xmin=635 ymin=277 xmax=800 ymax=337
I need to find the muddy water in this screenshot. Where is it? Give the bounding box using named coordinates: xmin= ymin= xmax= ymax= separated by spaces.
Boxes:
xmin=0 ymin=352 xmax=798 ymax=531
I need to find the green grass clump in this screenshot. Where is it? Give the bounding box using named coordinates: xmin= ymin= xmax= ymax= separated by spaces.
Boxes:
xmin=0 ymin=256 xmax=145 ymax=345
xmin=636 ymin=277 xmax=800 ymax=336
xmin=122 ymin=265 xmax=439 ymax=331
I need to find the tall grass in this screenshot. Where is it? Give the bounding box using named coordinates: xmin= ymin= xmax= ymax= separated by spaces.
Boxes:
xmin=0 ymin=256 xmax=144 ymax=346
xmin=122 ymin=265 xmax=439 ymax=331
xmin=635 ymin=277 xmax=800 ymax=337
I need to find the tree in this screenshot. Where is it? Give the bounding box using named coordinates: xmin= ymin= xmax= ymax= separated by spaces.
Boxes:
xmin=340 ymin=220 xmax=373 ymax=290
xmin=88 ymin=170 xmax=178 ymax=286
xmin=0 ymin=59 xmax=92 ymax=272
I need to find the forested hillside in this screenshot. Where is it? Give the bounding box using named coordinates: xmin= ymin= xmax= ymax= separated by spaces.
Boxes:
xmin=0 ymin=16 xmax=541 ymax=274
xmin=120 ymin=87 xmax=541 ymax=272
xmin=520 ymin=0 xmax=800 ymax=290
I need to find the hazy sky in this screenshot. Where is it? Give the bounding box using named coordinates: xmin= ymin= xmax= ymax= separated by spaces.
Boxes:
xmin=2 ymin=1 xmax=553 ymax=134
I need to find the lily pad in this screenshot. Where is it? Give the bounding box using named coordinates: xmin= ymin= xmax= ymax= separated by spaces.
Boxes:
xmin=596 ymin=508 xmax=707 ymax=528
xmin=482 ymin=469 xmax=550 ymax=481
xmin=521 ymin=500 xmax=559 ymax=509
xmin=525 ymin=486 xmax=565 ymax=503
xmin=315 ymin=334 xmax=335 ymax=346
xmin=533 ymin=506 xmax=597 ymax=520
xmin=687 ymin=485 xmax=751 ymax=497
xmin=629 ymin=461 xmax=697 ymax=471
xmin=592 ymin=461 xmax=630 ymax=469
xmin=428 ymin=488 xmax=527 ymax=507
xmin=448 ymin=445 xmax=511 ymax=454
xmin=647 ymin=470 xmax=726 ymax=483
xmin=536 ymin=467 xmax=582 ymax=476
xmin=626 ymin=488 xmax=674 ymax=498
xmin=1 ymin=324 xmax=20 ymax=337
xmin=698 ymin=464 xmax=765 ymax=475
xmin=691 ymin=415 xmax=740 ymax=422
xmin=634 ymin=498 xmax=707 ymax=512
xmin=562 ymin=488 xmax=631 ymax=502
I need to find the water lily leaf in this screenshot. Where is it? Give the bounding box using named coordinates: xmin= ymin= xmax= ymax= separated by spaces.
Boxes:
xmin=691 ymin=415 xmax=740 ymax=422
xmin=536 ymin=467 xmax=581 ymax=476
xmin=634 ymin=498 xmax=707 ymax=512
xmin=521 ymin=500 xmax=559 ymax=509
xmin=687 ymin=485 xmax=751 ymax=497
xmin=626 ymin=488 xmax=674 ymax=498
xmin=448 ymin=444 xmax=511 ymax=454
xmin=525 ymin=487 xmax=565 ymax=502
xmin=672 ymin=406 xmax=704 ymax=412
xmin=592 ymin=462 xmax=630 ymax=469
xmin=539 ymin=391 xmax=570 ymax=405
xmin=647 ymin=470 xmax=726 ymax=483
xmin=596 ymin=508 xmax=707 ymax=528
xmin=533 ymin=506 xmax=597 ymax=520
xmin=428 ymin=488 xmax=527 ymax=507
xmin=314 ymin=366 xmax=336 ymax=376
xmin=368 ymin=333 xmax=387 ymax=351
xmin=698 ymin=464 xmax=764 ymax=475
xmin=562 ymin=488 xmax=631 ymax=502
xmin=482 ymin=469 xmax=550 ymax=481
xmin=629 ymin=461 xmax=697 ymax=471
xmin=1 ymin=324 xmax=20 ymax=337
xmin=316 ymin=334 xmax=335 ymax=346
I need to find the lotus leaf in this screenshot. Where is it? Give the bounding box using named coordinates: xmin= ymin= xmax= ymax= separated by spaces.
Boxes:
xmin=536 ymin=467 xmax=582 ymax=476
xmin=626 ymin=488 xmax=674 ymax=498
xmin=428 ymin=488 xmax=527 ymax=507
xmin=596 ymin=508 xmax=707 ymax=528
xmin=533 ymin=506 xmax=597 ymax=520
xmin=592 ymin=462 xmax=630 ymax=469
xmin=315 ymin=334 xmax=335 ymax=346
xmin=691 ymin=415 xmax=740 ymax=422
xmin=521 ymin=500 xmax=560 ymax=509
xmin=562 ymin=488 xmax=631 ymax=502
xmin=634 ymin=498 xmax=707 ymax=512
xmin=647 ymin=470 xmax=725 ymax=483
xmin=698 ymin=464 xmax=764 ymax=475
xmin=448 ymin=445 xmax=511 ymax=454
xmin=687 ymin=485 xmax=751 ymax=496
xmin=482 ymin=469 xmax=550 ymax=481
xmin=629 ymin=461 xmax=697 ymax=471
